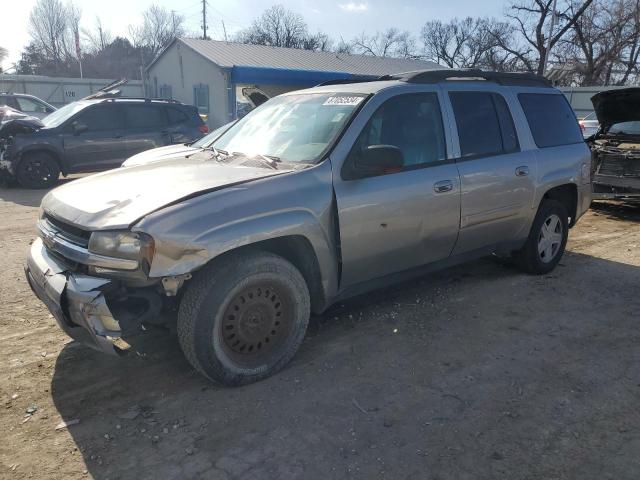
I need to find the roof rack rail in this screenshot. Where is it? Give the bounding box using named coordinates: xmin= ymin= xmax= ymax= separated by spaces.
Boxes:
xmin=101 ymin=97 xmax=181 ymax=104
xmin=392 ymin=69 xmax=551 ymax=87
xmin=316 ymin=74 xmax=396 ymax=87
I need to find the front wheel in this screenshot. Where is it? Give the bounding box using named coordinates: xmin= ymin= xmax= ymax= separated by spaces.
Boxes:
xmin=177 ymin=251 xmax=310 ymax=386
xmin=15 ymin=152 xmax=60 ymax=189
xmin=514 ymin=199 xmax=569 ymax=274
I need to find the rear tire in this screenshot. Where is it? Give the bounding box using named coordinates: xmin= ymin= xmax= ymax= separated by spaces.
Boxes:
xmin=514 ymin=199 xmax=569 ymax=274
xmin=15 ymin=152 xmax=60 ymax=189
xmin=177 ymin=251 xmax=310 ymax=386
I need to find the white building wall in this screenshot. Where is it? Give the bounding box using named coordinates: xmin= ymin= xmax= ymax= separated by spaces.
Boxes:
xmin=147 ymin=42 xmax=230 ymax=128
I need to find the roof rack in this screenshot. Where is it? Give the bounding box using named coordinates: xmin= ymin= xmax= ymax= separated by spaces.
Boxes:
xmin=393 ymin=69 xmax=551 ymax=87
xmin=101 ymin=97 xmax=181 ymax=104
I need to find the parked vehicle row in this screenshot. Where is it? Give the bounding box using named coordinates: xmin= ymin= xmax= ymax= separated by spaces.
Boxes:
xmin=25 ymin=69 xmax=592 ymax=386
xmin=0 ymin=92 xmax=56 ymax=119
xmin=0 ymin=97 xmax=208 ymax=188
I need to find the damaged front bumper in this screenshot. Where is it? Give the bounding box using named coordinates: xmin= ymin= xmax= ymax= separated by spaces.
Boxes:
xmin=25 ymin=237 xmax=158 ymax=355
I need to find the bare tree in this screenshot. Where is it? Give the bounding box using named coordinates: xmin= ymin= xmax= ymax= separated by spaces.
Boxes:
xmin=65 ymin=1 xmax=82 ymax=60
xmin=129 ymin=5 xmax=184 ymax=58
xmin=237 ymin=5 xmax=309 ymax=48
xmin=0 ymin=46 xmax=7 ymax=71
xmin=83 ymin=17 xmax=113 ymax=54
xmin=28 ymin=0 xmax=69 ymax=64
xmin=236 ymin=5 xmax=332 ymax=51
xmin=502 ymin=0 xmax=595 ymax=74
xmin=351 ymin=28 xmax=417 ymax=58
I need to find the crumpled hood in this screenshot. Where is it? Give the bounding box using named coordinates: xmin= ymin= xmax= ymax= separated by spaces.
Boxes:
xmin=42 ymin=156 xmax=290 ymax=230
xmin=121 ymin=143 xmax=199 ymax=167
xmin=591 ymin=87 xmax=640 ymax=128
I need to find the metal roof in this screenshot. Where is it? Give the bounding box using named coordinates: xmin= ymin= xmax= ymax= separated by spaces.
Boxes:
xmin=152 ymin=38 xmax=441 ymax=76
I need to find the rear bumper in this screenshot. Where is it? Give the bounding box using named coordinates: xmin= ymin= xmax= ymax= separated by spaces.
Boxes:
xmin=593 ymin=174 xmax=640 ymax=199
xmin=25 ymin=238 xmax=128 ymax=355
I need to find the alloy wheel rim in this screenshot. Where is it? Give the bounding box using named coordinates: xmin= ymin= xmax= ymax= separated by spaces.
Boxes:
xmin=538 ymin=214 xmax=563 ymax=263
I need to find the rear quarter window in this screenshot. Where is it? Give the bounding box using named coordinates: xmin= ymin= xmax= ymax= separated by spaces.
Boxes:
xmin=166 ymin=107 xmax=189 ymax=125
xmin=518 ymin=93 xmax=583 ymax=148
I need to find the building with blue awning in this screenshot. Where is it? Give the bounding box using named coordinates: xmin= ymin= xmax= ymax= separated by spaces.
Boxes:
xmin=145 ymin=38 xmax=440 ymax=128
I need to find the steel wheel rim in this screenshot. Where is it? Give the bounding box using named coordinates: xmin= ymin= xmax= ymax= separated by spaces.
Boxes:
xmin=23 ymin=159 xmax=54 ymax=184
xmin=219 ymin=282 xmax=293 ymax=367
xmin=538 ymin=213 xmax=563 ymax=263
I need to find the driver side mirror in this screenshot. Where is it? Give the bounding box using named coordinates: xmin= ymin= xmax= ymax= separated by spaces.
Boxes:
xmin=73 ymin=121 xmax=88 ymax=135
xmin=348 ymin=144 xmax=404 ymax=179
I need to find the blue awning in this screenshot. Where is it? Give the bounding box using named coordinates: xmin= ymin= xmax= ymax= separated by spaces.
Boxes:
xmin=230 ymin=65 xmax=376 ymax=86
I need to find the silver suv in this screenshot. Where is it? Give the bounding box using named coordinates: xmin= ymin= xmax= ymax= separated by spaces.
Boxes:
xmin=25 ymin=69 xmax=592 ymax=385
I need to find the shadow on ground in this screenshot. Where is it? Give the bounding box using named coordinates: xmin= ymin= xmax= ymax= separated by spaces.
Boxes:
xmin=50 ymin=252 xmax=640 ymax=480
xmin=590 ymin=200 xmax=640 ymax=222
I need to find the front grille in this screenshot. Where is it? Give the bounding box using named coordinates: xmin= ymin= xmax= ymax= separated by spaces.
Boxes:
xmin=597 ymin=155 xmax=640 ymax=177
xmin=43 ymin=213 xmax=91 ymax=248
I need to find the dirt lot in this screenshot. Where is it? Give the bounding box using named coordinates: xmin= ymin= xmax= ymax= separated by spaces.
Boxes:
xmin=1 ymin=185 xmax=639 ymax=480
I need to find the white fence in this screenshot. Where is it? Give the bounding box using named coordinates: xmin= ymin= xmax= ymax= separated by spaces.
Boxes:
xmin=559 ymin=86 xmax=633 ymax=119
xmin=0 ymin=74 xmax=144 ymax=107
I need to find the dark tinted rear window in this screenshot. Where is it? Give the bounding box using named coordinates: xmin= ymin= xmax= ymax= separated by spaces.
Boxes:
xmin=518 ymin=93 xmax=583 ymax=147
xmin=450 ymin=91 xmax=519 ymax=157
xmin=124 ymin=104 xmax=166 ymax=129
xmin=74 ymin=105 xmax=122 ymax=131
xmin=166 ymin=107 xmax=189 ymax=125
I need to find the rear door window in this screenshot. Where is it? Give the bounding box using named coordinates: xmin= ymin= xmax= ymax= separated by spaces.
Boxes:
xmin=518 ymin=93 xmax=583 ymax=147
xmin=166 ymin=107 xmax=189 ymax=125
xmin=449 ymin=91 xmax=518 ymax=158
xmin=124 ymin=104 xmax=167 ymax=129
xmin=72 ymin=105 xmax=123 ymax=131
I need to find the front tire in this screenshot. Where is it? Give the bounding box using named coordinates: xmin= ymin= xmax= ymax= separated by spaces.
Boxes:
xmin=177 ymin=251 xmax=310 ymax=386
xmin=514 ymin=199 xmax=569 ymax=274
xmin=15 ymin=152 xmax=60 ymax=189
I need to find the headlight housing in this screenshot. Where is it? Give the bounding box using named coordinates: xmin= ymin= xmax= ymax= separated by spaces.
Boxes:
xmin=88 ymin=231 xmax=155 ymax=267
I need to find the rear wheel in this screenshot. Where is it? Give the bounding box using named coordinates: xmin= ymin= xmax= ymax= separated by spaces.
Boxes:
xmin=514 ymin=199 xmax=569 ymax=274
xmin=177 ymin=251 xmax=310 ymax=386
xmin=15 ymin=152 xmax=60 ymax=189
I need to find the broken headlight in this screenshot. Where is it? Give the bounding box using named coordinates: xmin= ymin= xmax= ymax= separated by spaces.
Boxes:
xmin=88 ymin=231 xmax=155 ymax=266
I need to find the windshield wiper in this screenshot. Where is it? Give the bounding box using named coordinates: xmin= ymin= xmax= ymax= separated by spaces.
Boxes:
xmin=231 ymin=151 xmax=281 ymax=169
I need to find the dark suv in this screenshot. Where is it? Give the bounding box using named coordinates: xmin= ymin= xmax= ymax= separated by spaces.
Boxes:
xmin=0 ymin=98 xmax=208 ymax=188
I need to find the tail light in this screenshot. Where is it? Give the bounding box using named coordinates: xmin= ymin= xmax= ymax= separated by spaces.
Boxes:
xmin=198 ymin=125 xmax=209 ymax=134
xmin=579 ymin=121 xmax=585 ymax=133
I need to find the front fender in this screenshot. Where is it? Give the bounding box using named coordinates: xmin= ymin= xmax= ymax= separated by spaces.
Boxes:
xmin=134 ymin=161 xmax=339 ymax=300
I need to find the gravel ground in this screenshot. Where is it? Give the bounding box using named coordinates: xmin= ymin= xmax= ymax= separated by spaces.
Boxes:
xmin=1 ymin=185 xmax=639 ymax=480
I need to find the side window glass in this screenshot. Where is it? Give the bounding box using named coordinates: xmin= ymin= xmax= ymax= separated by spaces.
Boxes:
xmin=16 ymin=97 xmax=46 ymax=113
xmin=166 ymin=107 xmax=188 ymax=125
xmin=449 ymin=91 xmax=503 ymax=157
xmin=73 ymin=106 xmax=122 ymax=131
xmin=124 ymin=105 xmax=166 ymax=129
xmin=518 ymin=93 xmax=584 ymax=147
xmin=347 ymin=93 xmax=446 ymax=175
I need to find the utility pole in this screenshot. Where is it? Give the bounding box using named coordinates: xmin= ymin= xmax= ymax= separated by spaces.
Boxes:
xmin=202 ymin=0 xmax=208 ymax=40
xmin=542 ymin=0 xmax=558 ymax=75
xmin=222 ymin=19 xmax=228 ymax=42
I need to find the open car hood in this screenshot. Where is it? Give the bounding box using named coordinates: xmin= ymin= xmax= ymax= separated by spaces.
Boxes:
xmin=241 ymin=87 xmax=270 ymax=108
xmin=42 ymin=155 xmax=291 ymax=230
xmin=591 ymin=88 xmax=640 ymax=129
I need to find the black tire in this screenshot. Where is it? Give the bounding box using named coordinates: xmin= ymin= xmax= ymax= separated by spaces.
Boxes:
xmin=177 ymin=251 xmax=311 ymax=386
xmin=514 ymin=199 xmax=569 ymax=274
xmin=15 ymin=152 xmax=60 ymax=189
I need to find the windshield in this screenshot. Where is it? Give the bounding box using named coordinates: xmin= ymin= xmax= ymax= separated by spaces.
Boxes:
xmin=212 ymin=93 xmax=367 ymax=163
xmin=608 ymin=120 xmax=640 ymax=135
xmin=191 ymin=121 xmax=235 ymax=148
xmin=41 ymin=101 xmax=88 ymax=128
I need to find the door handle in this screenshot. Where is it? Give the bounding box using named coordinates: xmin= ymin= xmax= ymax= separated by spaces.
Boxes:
xmin=434 ymin=180 xmax=454 ymax=193
xmin=515 ymin=166 xmax=529 ymax=177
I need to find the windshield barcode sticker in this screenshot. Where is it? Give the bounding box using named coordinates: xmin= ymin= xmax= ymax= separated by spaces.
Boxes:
xmin=323 ymin=96 xmax=364 ymax=106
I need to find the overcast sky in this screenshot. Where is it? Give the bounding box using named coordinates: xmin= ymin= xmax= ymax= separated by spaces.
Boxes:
xmin=1 ymin=0 xmax=507 ymax=71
